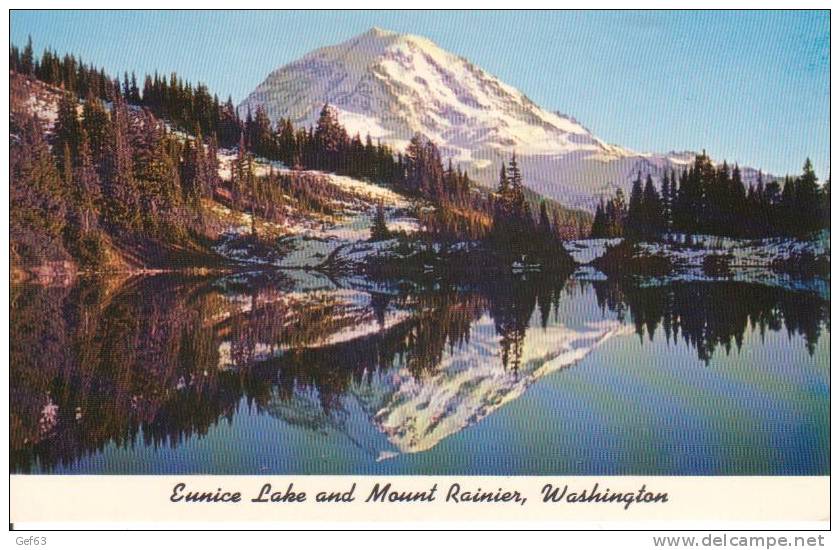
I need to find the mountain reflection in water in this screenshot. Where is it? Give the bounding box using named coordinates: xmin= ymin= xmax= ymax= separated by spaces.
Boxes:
xmin=10 ymin=272 xmax=829 ymax=474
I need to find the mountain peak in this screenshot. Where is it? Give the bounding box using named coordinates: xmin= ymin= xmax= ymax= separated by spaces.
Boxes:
xmin=342 ymin=26 xmax=442 ymax=57
xmin=364 ymin=26 xmax=398 ymax=38
xmin=243 ymin=27 xmax=597 ymax=142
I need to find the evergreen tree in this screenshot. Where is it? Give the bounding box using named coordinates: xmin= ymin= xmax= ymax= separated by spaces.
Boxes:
xmin=780 ymin=175 xmax=796 ymax=236
xmin=9 ymin=44 xmax=20 ymax=73
xmin=796 ymin=158 xmax=821 ymax=234
xmin=81 ymin=94 xmax=110 ymax=167
xmin=231 ymin=132 xmax=249 ymax=207
xmin=604 ymin=198 xmax=617 ymax=238
xmin=538 ymin=200 xmax=553 ymax=240
xmin=672 ymin=169 xmax=689 ymax=234
xmin=404 ymin=133 xmax=445 ymax=200
xmin=314 ymin=104 xmax=347 ymax=172
xmin=625 ymin=172 xmax=644 ymax=239
xmin=250 ymin=105 xmax=275 ymax=159
xmin=821 ymin=176 xmax=830 ymax=230
xmin=180 ymin=128 xmax=211 ymax=206
xmin=101 ymin=99 xmax=140 ymax=230
xmin=707 ymin=161 xmax=730 ymax=234
xmin=53 ymin=93 xmax=82 ymax=167
xmin=661 ymin=171 xmax=672 ymax=232
xmin=730 ymin=164 xmax=746 ymax=235
xmin=20 ymin=36 xmax=829 ymax=252
xmin=205 ymin=135 xmax=222 ymax=197
xmin=498 ymin=162 xmax=509 ymax=195
xmin=129 ymin=72 xmax=140 ymax=103
xmin=692 ymin=152 xmax=716 ymax=233
xmin=668 ymin=169 xmax=679 ymax=226
xmin=642 ymin=173 xmax=663 ymax=237
xmin=758 ymin=172 xmax=782 ymax=235
xmin=218 ymin=96 xmax=242 ymax=148
xmin=71 ymin=129 xmax=102 ymax=235
xmin=590 ymin=199 xmax=607 ymax=237
xmin=20 ymin=35 xmax=34 ymax=76
xmin=60 ymin=142 xmax=74 ymax=189
xmin=276 ymin=118 xmax=296 ymax=166
xmin=610 ymin=188 xmax=627 ymax=237
xmin=11 ymin=114 xmax=67 ymax=263
xmin=137 ymin=130 xmax=182 ymax=234
xmin=507 ymin=152 xmax=528 ymax=219
xmin=370 ymin=202 xmax=390 ymax=241
xmin=491 ymin=153 xmax=535 ymax=256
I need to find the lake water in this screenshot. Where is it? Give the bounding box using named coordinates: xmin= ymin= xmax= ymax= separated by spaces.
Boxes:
xmin=10 ymin=271 xmax=829 ymax=475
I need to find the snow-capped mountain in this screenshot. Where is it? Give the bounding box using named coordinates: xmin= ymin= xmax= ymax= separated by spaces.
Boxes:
xmin=240 ymin=27 xmax=764 ymax=210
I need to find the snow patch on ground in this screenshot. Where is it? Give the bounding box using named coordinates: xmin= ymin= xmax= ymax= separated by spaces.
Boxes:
xmin=564 ymin=232 xmax=829 ymax=268
xmin=566 ymin=232 xmax=829 ymax=297
xmin=572 ymin=265 xmax=608 ymax=281
xmin=563 ymin=238 xmax=622 ymax=264
xmin=211 ymin=168 xmax=422 ymax=268
xmin=216 ymin=149 xmax=288 ymax=180
xmin=637 ymin=231 xmax=830 ymax=269
xmin=283 ymin=169 xmax=411 ymax=208
xmin=26 ymin=94 xmax=58 ymax=127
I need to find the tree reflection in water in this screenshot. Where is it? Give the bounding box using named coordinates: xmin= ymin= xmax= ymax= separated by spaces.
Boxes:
xmin=592 ymin=280 xmax=829 ymax=363
xmin=10 ymin=272 xmax=829 ymax=472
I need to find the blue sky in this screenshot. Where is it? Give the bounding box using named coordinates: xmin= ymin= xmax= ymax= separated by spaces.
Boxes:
xmin=11 ymin=10 xmax=829 ymax=179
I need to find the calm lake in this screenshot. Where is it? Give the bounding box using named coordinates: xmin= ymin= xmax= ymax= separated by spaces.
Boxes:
xmin=10 ymin=271 xmax=829 ymax=475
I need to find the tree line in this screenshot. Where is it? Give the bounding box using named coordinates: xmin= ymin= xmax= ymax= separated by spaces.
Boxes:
xmin=11 ymin=36 xmax=242 ymax=148
xmin=591 ymin=152 xmax=829 ymax=240
xmin=11 ymin=81 xmax=222 ymax=268
xmin=12 ymin=37 xmax=577 ymax=268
